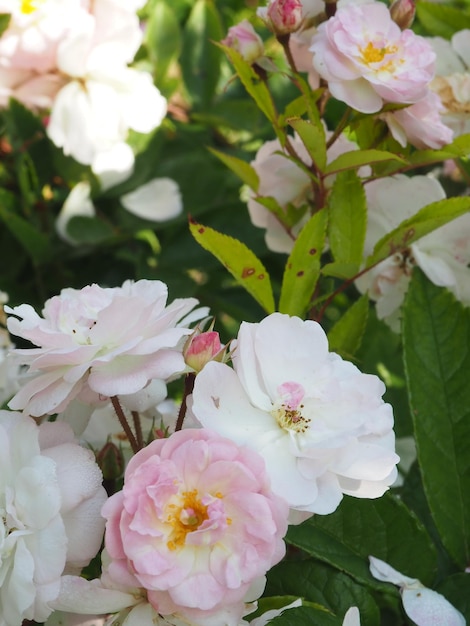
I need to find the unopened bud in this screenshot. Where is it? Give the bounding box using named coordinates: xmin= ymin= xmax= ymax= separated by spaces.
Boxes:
xmin=221 ymin=19 xmax=265 ymax=64
xmin=258 ymin=0 xmax=303 ymax=35
xmin=96 ymin=441 xmax=125 ymax=481
xmin=390 ymin=0 xmax=416 ymax=30
xmin=184 ymin=330 xmax=223 ymax=373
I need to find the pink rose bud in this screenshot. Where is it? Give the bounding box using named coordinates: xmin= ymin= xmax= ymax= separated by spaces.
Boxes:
xmin=221 ymin=19 xmax=265 ymax=64
xmin=184 ymin=330 xmax=222 ymax=372
xmin=260 ymin=0 xmax=303 ymax=35
xmin=390 ymin=0 xmax=416 ymax=29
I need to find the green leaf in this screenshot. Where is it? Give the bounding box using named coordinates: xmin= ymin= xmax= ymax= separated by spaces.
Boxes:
xmin=287 ymin=117 xmax=326 ymax=172
xmin=321 ymin=261 xmax=360 ymax=279
xmin=327 ymin=170 xmax=366 ymax=271
xmin=0 ymin=192 xmax=50 ymax=263
xmin=416 ymin=2 xmax=470 ymax=38
xmin=145 ymin=0 xmax=181 ymax=80
xmin=181 ymin=0 xmax=223 ymax=109
xmin=208 ymin=148 xmax=259 ymax=190
xmin=402 ymin=270 xmax=470 ymax=568
xmin=324 ymin=149 xmax=405 ymax=176
xmin=286 ymin=494 xmax=438 ymax=587
xmin=67 ymin=216 xmax=116 ymax=244
xmin=219 ymin=44 xmax=277 ymax=123
xmin=328 ymin=295 xmax=369 ymax=358
xmin=366 ymin=197 xmax=470 ymax=268
xmin=279 ymin=209 xmax=326 ymax=317
xmin=267 ymin=560 xmax=380 ymax=626
xmin=0 ymin=13 xmax=10 ymax=37
xmin=189 ymin=219 xmax=275 ymax=313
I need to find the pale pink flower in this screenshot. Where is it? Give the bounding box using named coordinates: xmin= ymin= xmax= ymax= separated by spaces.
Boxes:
xmin=290 ymin=26 xmax=320 ymax=88
xmin=429 ymin=30 xmax=470 ymax=136
xmin=369 ymin=557 xmax=465 ymax=626
xmin=356 ymin=175 xmax=470 ymax=330
xmin=247 ymin=129 xmax=368 ymax=253
xmin=221 ymin=20 xmax=264 ymax=65
xmin=257 ymin=0 xmax=303 ymax=35
xmin=382 ymin=90 xmax=453 ymax=149
xmin=191 ymin=313 xmax=399 ymax=520
xmin=0 ymin=0 xmax=89 ymax=73
xmin=101 ymin=428 xmax=288 ymax=625
xmin=310 ymin=2 xmax=435 ymax=113
xmin=0 ymin=66 xmax=64 ymax=109
xmin=6 ymin=279 xmax=202 ymax=416
xmin=0 ymin=411 xmax=106 ymax=626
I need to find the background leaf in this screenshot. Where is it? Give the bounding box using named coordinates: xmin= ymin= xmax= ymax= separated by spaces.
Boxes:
xmin=403 ymin=270 xmax=470 ymax=568
xmin=328 ymin=295 xmax=369 ymax=358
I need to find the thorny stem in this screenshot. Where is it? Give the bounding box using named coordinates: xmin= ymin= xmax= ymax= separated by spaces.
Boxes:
xmin=175 ymin=373 xmax=196 ymax=432
xmin=111 ymin=396 xmax=139 ymax=454
xmin=132 ymin=410 xmax=144 ymax=450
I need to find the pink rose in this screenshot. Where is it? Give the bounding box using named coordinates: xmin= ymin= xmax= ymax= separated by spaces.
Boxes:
xmin=382 ymin=90 xmax=453 ymax=149
xmin=102 ymin=428 xmax=288 ymax=625
xmin=6 ymin=280 xmax=202 ymax=416
xmin=184 ymin=330 xmax=223 ymax=372
xmin=310 ymin=2 xmax=435 ymax=113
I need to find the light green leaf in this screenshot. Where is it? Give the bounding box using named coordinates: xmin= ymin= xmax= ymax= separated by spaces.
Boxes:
xmin=279 ymin=209 xmax=326 ymax=317
xmin=189 ymin=220 xmax=275 ymax=313
xmin=416 ymin=2 xmax=470 ymax=38
xmin=328 ymin=295 xmax=369 ymax=358
xmin=403 ymin=270 xmax=470 ymax=568
xmin=219 ymin=44 xmax=277 ymax=123
xmin=181 ymin=0 xmax=223 ymax=109
xmin=208 ymin=148 xmax=259 ymax=191
xmin=327 ymin=170 xmax=366 ymax=271
xmin=321 ymin=261 xmax=360 ymax=279
xmin=145 ymin=0 xmax=181 ymax=80
xmin=287 ymin=117 xmax=326 ymax=172
xmin=324 ymin=149 xmax=405 ymax=176
xmin=366 ymin=197 xmax=470 ymax=267
xmin=286 ymin=494 xmax=438 ymax=587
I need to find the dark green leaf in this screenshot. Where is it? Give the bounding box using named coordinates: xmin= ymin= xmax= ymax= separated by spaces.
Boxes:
xmin=436 ymin=574 xmax=470 ymax=620
xmin=403 ymin=270 xmax=470 ymax=568
xmin=287 ymin=494 xmax=438 ymax=587
xmin=0 ymin=192 xmax=50 ymax=263
xmin=181 ymin=0 xmax=223 ymax=109
xmin=0 ymin=13 xmax=10 ymax=37
xmin=67 ymin=216 xmax=116 ymax=244
xmin=145 ymin=0 xmax=181 ymax=80
xmin=269 ymin=606 xmax=339 ymax=626
xmin=189 ymin=219 xmax=275 ymax=313
xmin=279 ymin=209 xmax=326 ymax=316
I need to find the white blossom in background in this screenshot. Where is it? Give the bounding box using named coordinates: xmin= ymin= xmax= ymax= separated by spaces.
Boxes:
xmin=246 ymin=128 xmax=368 ymax=253
xmin=355 ymin=175 xmax=470 ymax=331
xmin=6 ymin=280 xmax=202 ymax=416
xmin=429 ymin=30 xmax=470 ymax=135
xmin=369 ymin=557 xmax=465 ymax=626
xmin=192 ymin=312 xmax=399 ymax=521
xmin=0 ymin=412 xmax=107 ymax=626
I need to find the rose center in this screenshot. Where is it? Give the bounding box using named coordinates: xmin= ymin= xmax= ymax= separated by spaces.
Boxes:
xmin=272 ymin=381 xmax=311 ymax=434
xmin=20 ymin=0 xmax=45 ymax=14
xmin=360 ymin=41 xmax=398 ymax=66
xmin=166 ymin=490 xmax=209 ymax=551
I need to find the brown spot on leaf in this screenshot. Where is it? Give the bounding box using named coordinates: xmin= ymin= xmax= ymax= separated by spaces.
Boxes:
xmin=309 ymin=248 xmax=317 ymax=255
xmin=242 ymin=267 xmax=256 ymax=278
xmin=198 ymin=227 xmax=205 ymax=234
xmin=258 ymin=274 xmax=265 ymax=280
xmin=404 ymin=228 xmax=415 ymax=242
xmin=297 ymin=270 xmax=304 ymax=277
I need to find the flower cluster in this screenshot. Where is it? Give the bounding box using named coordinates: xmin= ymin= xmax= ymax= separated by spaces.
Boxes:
xmin=0 ymin=0 xmax=166 ymax=172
